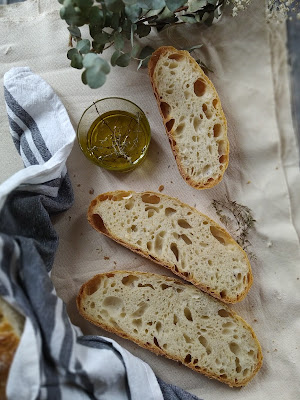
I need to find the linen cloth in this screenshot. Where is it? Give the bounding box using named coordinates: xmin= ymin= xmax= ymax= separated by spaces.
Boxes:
xmin=0 ymin=67 xmax=173 ymax=400
xmin=0 ymin=0 xmax=299 ymax=399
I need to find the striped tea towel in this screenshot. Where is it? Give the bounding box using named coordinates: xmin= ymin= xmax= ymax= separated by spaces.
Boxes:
xmin=0 ymin=67 xmax=201 ymax=400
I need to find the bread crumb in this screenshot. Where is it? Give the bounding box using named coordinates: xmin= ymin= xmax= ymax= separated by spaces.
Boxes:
xmin=158 ymin=185 xmax=164 ymax=192
xmin=89 ymin=188 xmax=94 ymax=195
xmin=104 ymin=256 xmax=110 ymax=260
xmin=247 ymin=181 xmax=251 ymax=184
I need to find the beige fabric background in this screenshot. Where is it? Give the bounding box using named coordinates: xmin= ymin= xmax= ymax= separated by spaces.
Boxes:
xmin=0 ymin=1 xmax=300 ymax=399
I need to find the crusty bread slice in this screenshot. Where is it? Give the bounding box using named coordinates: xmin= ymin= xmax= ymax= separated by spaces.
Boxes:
xmin=0 ymin=297 xmax=25 ymax=400
xmin=77 ymin=270 xmax=262 ymax=387
xmin=88 ymin=190 xmax=253 ymax=303
xmin=148 ymin=46 xmax=229 ymax=189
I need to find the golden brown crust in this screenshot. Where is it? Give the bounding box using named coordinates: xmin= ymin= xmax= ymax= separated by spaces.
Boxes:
xmin=77 ymin=270 xmax=263 ymax=387
xmin=148 ymin=46 xmax=229 ymax=190
xmin=87 ymin=190 xmax=253 ymax=304
xmin=0 ymin=304 xmax=23 ymax=400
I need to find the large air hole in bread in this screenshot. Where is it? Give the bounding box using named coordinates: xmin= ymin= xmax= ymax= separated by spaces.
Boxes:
xmin=148 ymin=46 xmax=229 ymax=189
xmin=77 ymin=271 xmax=263 ymax=387
xmin=88 ymin=191 xmax=253 ymax=303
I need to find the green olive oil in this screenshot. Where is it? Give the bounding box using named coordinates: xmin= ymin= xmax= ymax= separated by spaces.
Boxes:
xmin=80 ymin=110 xmax=150 ymax=172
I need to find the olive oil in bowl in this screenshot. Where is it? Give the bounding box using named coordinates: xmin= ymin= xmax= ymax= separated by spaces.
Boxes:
xmin=77 ymin=98 xmax=151 ymax=172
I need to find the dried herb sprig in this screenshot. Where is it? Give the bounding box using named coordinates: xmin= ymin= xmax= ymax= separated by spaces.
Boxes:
xmin=212 ymin=198 xmax=256 ymax=257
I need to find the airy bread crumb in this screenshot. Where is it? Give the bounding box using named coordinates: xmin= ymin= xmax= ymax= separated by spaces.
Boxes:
xmin=88 ymin=190 xmax=253 ymax=303
xmin=77 ymin=270 xmax=263 ymax=387
xmin=148 ymin=46 xmax=229 ymax=190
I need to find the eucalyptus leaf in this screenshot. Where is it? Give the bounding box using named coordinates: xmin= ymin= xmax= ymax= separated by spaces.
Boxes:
xmin=104 ymin=0 xmax=124 ymax=13
xmin=67 ymin=48 xmax=78 ymax=60
xmin=114 ymin=32 xmax=124 ymax=51
xmin=89 ymin=6 xmax=104 ymax=26
xmin=125 ymin=4 xmax=143 ymax=22
xmin=83 ymin=55 xmax=110 ymax=76
xmin=76 ymin=39 xmax=90 ymax=54
xmin=122 ymin=19 xmax=132 ymax=39
xmin=207 ymin=0 xmax=218 ymax=5
xmin=104 ymin=10 xmax=112 ymax=27
xmin=94 ymin=57 xmax=111 ymax=74
xmin=111 ymin=13 xmax=120 ymax=29
xmin=83 ymin=54 xmax=111 ymax=86
xmin=94 ymin=31 xmax=111 ymax=45
xmin=75 ymin=0 xmax=93 ymax=8
xmin=111 ymin=50 xmax=121 ymax=66
xmin=180 ymin=15 xmax=197 ymax=23
xmin=82 ymin=53 xmax=99 ymax=68
xmin=81 ymin=70 xmax=87 ymax=85
xmin=93 ymin=42 xmax=105 ymax=53
xmin=68 ymin=25 xmax=81 ymax=38
xmin=136 ymin=0 xmax=166 ymax=10
xmin=60 ymin=4 xmax=86 ymax=27
xmin=188 ymin=0 xmax=209 ymax=13
xmin=165 ymin=0 xmax=186 ymax=12
xmin=139 ymin=45 xmax=155 ymax=60
xmin=136 ymin=23 xmax=151 ymax=38
xmin=142 ymin=7 xmax=164 ymax=17
xmin=89 ymin=24 xmax=102 ymax=39
xmin=123 ymin=0 xmax=138 ymax=5
xmin=115 ymin=53 xmax=131 ymax=67
xmin=156 ymin=6 xmax=176 ymax=21
xmin=71 ymin=53 xmax=83 ymax=69
xmin=137 ymin=45 xmax=155 ymax=68
xmin=86 ymin=68 xmax=107 ymax=89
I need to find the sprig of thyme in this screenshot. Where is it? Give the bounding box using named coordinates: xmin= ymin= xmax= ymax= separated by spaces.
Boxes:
xmin=212 ymin=198 xmax=256 ymax=258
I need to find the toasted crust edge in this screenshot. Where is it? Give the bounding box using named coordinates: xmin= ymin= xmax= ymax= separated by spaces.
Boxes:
xmin=87 ymin=190 xmax=253 ymax=304
xmin=77 ymin=270 xmax=263 ymax=388
xmin=148 ymin=46 xmax=229 ymax=190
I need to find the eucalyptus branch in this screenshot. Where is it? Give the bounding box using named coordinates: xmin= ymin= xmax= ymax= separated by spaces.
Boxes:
xmin=59 ymin=0 xmax=298 ymax=89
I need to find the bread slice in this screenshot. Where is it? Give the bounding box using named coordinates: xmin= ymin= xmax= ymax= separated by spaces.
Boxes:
xmin=88 ymin=190 xmax=252 ymax=303
xmin=77 ymin=270 xmax=262 ymax=387
xmin=148 ymin=46 xmax=229 ymax=189
xmin=0 ymin=297 xmax=25 ymax=400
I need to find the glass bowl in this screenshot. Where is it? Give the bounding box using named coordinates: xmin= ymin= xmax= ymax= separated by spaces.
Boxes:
xmin=77 ymin=97 xmax=151 ymax=172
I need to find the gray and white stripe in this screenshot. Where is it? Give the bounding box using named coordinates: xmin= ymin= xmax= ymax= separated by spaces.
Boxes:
xmin=0 ymin=67 xmax=199 ymax=400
